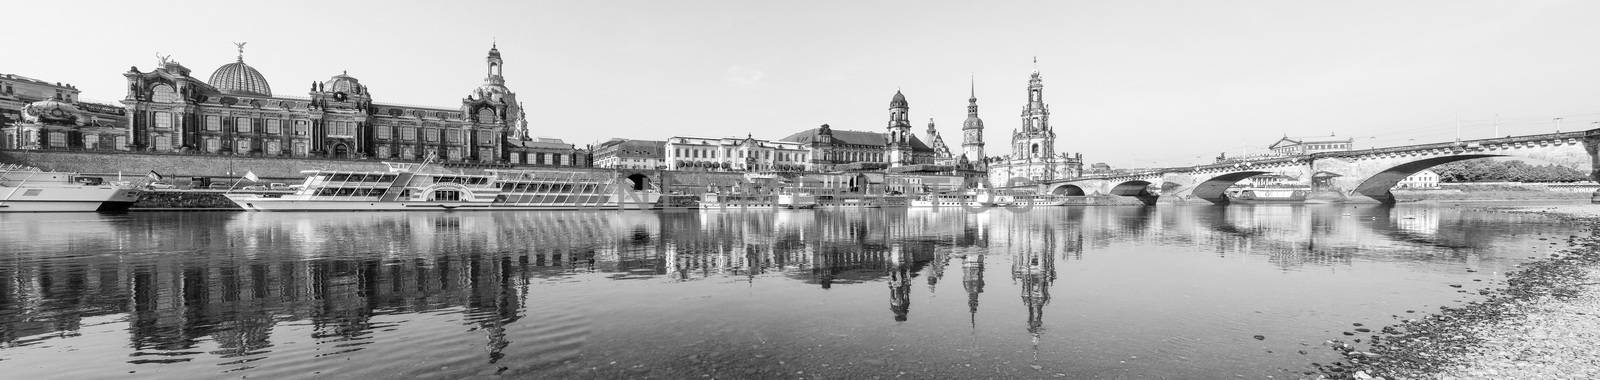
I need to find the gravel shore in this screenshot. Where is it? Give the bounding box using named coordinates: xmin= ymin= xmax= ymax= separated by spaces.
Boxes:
xmin=1311 ymin=205 xmax=1600 ymax=380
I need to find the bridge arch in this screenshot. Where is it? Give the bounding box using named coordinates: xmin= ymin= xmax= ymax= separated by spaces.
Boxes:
xmin=1050 ymin=184 xmax=1086 ymax=196
xmin=1189 ymin=171 xmax=1271 ymax=204
xmin=1352 ymin=154 xmax=1498 ymax=203
xmin=625 ymin=173 xmax=651 ymax=191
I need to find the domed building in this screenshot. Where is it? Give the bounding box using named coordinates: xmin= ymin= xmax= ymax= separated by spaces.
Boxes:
xmin=118 ymin=44 xmax=582 ymax=166
xmin=207 ymin=44 xmax=272 ymax=97
xmin=1 ymin=95 xmax=129 ymax=150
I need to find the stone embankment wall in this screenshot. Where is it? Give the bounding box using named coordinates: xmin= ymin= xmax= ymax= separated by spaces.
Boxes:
xmin=0 ymin=150 xmax=393 ymax=181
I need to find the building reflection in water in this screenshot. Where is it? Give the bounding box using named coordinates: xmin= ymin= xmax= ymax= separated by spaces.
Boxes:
xmin=0 ymin=204 xmax=1557 ymax=373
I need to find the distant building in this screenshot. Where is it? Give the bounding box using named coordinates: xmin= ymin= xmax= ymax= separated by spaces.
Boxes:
xmin=594 ymin=139 xmax=665 ymax=169
xmin=1 ymin=73 xmax=84 ymax=131
xmin=782 ymin=90 xmax=944 ymax=172
xmin=664 ymin=135 xmax=811 ymax=172
xmin=1269 ymin=135 xmax=1354 ymax=155
xmin=1 ymin=96 xmax=130 ymax=151
xmin=114 ymin=43 xmax=587 ymax=167
xmin=1397 ymin=169 xmax=1441 ymax=189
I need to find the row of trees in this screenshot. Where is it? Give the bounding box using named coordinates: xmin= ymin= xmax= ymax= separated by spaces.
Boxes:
xmin=1431 ymin=159 xmax=1590 ymax=183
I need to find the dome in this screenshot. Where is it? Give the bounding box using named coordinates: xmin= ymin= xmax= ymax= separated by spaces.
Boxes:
xmin=208 ymin=60 xmax=273 ymax=97
xmin=324 ymin=72 xmax=362 ymax=93
xmin=890 ymin=90 xmax=908 ymax=109
xmin=470 ymin=83 xmax=512 ymax=103
xmin=19 ymin=97 xmax=80 ymax=124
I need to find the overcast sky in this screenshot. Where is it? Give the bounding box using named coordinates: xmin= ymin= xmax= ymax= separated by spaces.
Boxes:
xmin=6 ymin=0 xmax=1598 ymax=167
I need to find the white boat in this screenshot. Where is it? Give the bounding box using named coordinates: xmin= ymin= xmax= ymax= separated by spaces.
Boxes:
xmin=1226 ymin=186 xmax=1310 ymax=203
xmin=699 ymin=192 xmax=779 ymax=210
xmin=224 ymin=162 xmax=661 ymax=211
xmin=0 ymin=164 xmax=142 ymax=212
xmin=777 ymin=192 xmax=817 ymax=209
xmin=1002 ymin=193 xmax=1070 ymax=207
xmin=909 ymin=190 xmax=1005 ymax=208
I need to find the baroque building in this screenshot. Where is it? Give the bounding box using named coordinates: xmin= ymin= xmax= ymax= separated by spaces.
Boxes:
xmin=117 ymin=44 xmax=586 ymax=166
xmin=780 ymin=91 xmax=942 ymax=172
xmin=961 ymin=79 xmax=986 ymax=171
xmin=987 ymin=61 xmax=1083 ymax=186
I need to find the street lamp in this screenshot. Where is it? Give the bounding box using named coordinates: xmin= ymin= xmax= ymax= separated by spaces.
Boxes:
xmin=1554 ymin=117 xmax=1564 ymax=133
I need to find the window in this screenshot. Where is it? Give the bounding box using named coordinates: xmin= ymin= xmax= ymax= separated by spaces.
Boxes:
xmin=237 ymin=138 xmax=251 ymax=153
xmin=48 ymin=132 xmax=67 ymax=147
xmin=377 ymin=146 xmax=390 ymax=158
xmin=424 ymin=128 xmax=438 ymax=142
xmin=376 ymin=126 xmax=391 ymax=139
xmin=445 ymin=130 xmax=461 ymax=143
xmin=151 ymin=84 xmax=181 ymax=103
xmin=115 ymin=136 xmax=128 ymax=151
xmin=447 ymin=148 xmax=461 ymax=161
xmin=205 ymin=115 xmax=220 ymax=131
xmin=236 ymin=117 xmax=252 ymax=133
xmin=478 ymin=131 xmax=495 ymax=144
xmin=480 ymin=147 xmax=495 ymax=161
xmin=266 ymin=119 xmax=281 ymax=134
xmin=153 ymin=135 xmax=172 ymax=151
xmin=204 ymin=138 xmax=220 ymax=152
xmin=401 ymin=128 xmax=416 ymax=141
xmin=400 ymin=146 xmax=414 ymax=159
xmin=293 ymin=141 xmax=308 ymax=157
xmin=84 ymin=134 xmax=99 ymax=149
xmin=295 ymin=121 xmax=309 ymax=136
xmin=266 ymin=140 xmax=280 ymax=155
xmin=153 ymin=112 xmax=173 ymax=130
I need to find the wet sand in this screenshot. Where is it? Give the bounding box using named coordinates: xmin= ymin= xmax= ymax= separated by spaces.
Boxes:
xmin=1312 ymin=204 xmax=1600 ymax=379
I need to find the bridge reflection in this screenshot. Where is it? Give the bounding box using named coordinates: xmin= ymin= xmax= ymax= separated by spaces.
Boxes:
xmin=0 ymin=206 xmax=1564 ymax=368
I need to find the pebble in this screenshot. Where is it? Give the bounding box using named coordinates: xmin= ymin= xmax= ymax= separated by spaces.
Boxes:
xmin=1253 ymin=335 xmax=1265 ymax=340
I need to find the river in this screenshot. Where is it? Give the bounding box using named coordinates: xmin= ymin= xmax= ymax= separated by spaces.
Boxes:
xmin=0 ymin=204 xmax=1578 ymax=379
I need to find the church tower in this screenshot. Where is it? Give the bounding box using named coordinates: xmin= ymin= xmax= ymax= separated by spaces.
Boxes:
xmin=886 ymin=90 xmax=913 ymax=167
xmin=962 ymin=78 xmax=987 ymax=171
xmin=1012 ymin=58 xmax=1056 ymax=179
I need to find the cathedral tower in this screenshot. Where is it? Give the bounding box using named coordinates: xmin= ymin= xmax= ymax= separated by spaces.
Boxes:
xmin=886 ymin=90 xmax=913 ymax=167
xmin=962 ymin=77 xmax=987 ymax=171
xmin=1012 ymin=58 xmax=1056 ymax=179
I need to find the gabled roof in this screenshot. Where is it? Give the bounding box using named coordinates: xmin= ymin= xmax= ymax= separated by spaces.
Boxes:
xmin=1270 ymin=135 xmax=1354 ymax=149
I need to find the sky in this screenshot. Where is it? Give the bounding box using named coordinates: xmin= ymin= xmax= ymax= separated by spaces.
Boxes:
xmin=5 ymin=0 xmax=1599 ymax=168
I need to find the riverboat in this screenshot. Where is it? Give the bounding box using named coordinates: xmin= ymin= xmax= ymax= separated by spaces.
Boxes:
xmin=0 ymin=164 xmax=142 ymax=212
xmin=223 ymin=162 xmax=660 ymax=211
xmin=1227 ymin=186 xmax=1310 ymax=203
xmin=1002 ymin=193 xmax=1071 ymax=207
xmin=699 ymin=193 xmax=779 ymax=210
xmin=777 ymin=192 xmax=817 ymax=209
xmin=909 ymin=191 xmax=1005 ymax=208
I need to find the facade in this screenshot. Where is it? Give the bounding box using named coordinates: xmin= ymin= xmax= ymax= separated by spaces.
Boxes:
xmin=1 ymin=74 xmax=84 ymax=131
xmin=1 ymin=96 xmax=130 ymax=151
xmin=594 ymin=139 xmax=666 ymax=169
xmin=987 ymin=64 xmax=1083 ymax=186
xmin=1269 ymin=135 xmax=1354 ymax=155
xmin=778 ymin=91 xmax=943 ymax=172
xmin=664 ymin=135 xmax=811 ymax=172
xmin=116 ymin=44 xmax=586 ymax=167
xmin=1396 ymin=169 xmax=1441 ymax=189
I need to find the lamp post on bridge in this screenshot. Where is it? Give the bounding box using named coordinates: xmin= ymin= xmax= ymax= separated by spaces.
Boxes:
xmin=1554 ymin=117 xmax=1564 ymax=133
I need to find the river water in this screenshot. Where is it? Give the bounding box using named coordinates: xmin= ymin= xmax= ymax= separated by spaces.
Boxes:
xmin=0 ymin=204 xmax=1579 ymax=379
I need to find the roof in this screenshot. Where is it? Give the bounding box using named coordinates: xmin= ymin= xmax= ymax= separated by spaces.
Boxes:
xmin=209 ymin=61 xmax=273 ymax=97
xmin=780 ymin=128 xmax=934 ymax=152
xmin=1270 ymin=135 xmax=1353 ymax=149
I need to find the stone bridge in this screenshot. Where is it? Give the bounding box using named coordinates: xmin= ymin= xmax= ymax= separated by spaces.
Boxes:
xmin=1040 ymin=129 xmax=1600 ymax=205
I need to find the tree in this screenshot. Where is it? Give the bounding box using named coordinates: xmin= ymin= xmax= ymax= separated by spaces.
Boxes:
xmin=1431 ymin=159 xmax=1588 ymax=183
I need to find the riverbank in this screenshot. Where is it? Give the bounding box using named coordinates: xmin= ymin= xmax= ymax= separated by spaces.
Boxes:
xmin=1311 ymin=205 xmax=1600 ymax=379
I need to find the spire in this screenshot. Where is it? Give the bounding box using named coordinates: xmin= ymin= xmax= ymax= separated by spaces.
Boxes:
xmin=233 ymin=41 xmax=247 ymax=63
xmin=969 ymin=73 xmax=976 ymax=100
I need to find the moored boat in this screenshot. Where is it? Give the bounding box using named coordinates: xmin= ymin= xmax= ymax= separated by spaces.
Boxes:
xmin=909 ymin=190 xmax=1005 ymax=208
xmin=777 ymin=192 xmax=817 ymax=209
xmin=0 ymin=164 xmax=142 ymax=213
xmin=224 ymin=162 xmax=661 ymax=211
xmin=1227 ymin=186 xmax=1310 ymax=203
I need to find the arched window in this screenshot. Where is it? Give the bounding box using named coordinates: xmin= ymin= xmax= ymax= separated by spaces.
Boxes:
xmin=477 ymin=108 xmax=497 ymax=123
xmin=151 ymin=84 xmax=181 ymax=103
xmin=1031 ymin=143 xmax=1039 ymax=155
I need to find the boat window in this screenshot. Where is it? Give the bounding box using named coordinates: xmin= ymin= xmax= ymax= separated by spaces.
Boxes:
xmin=330 ymin=174 xmax=350 ymax=182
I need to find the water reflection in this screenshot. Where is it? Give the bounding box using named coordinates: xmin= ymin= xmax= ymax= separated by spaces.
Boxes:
xmin=0 ymin=205 xmax=1575 ymax=378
